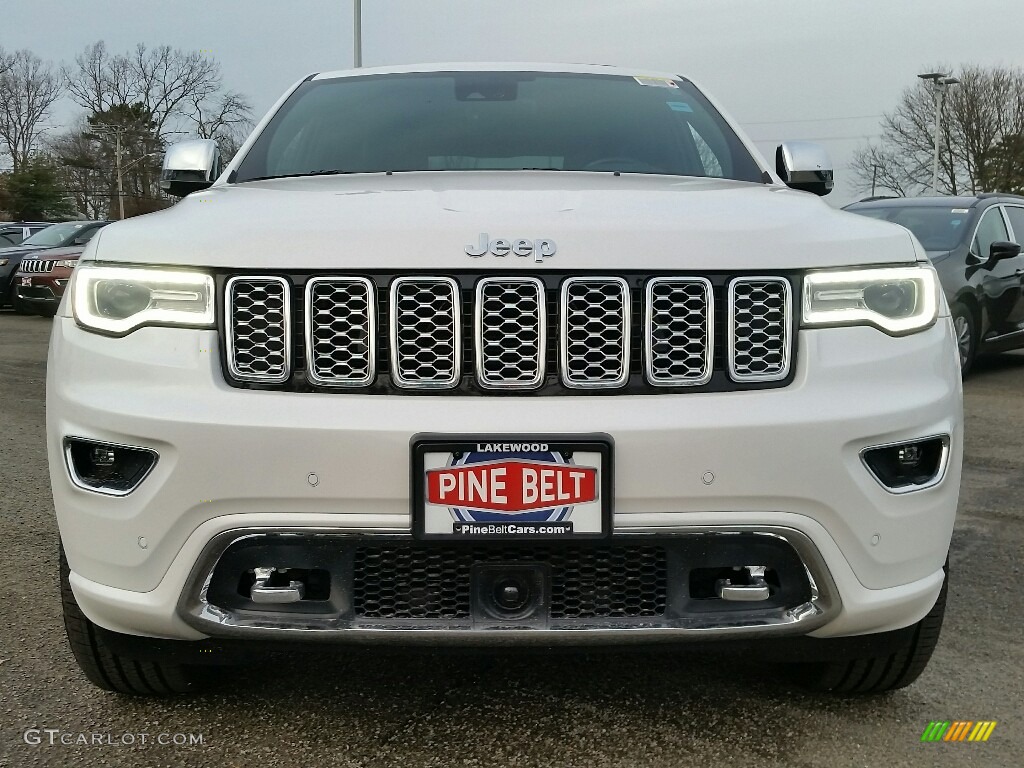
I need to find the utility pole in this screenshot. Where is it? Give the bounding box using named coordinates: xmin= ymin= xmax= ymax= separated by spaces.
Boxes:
xmin=353 ymin=0 xmax=362 ymax=67
xmin=871 ymin=164 xmax=880 ymax=196
xmin=92 ymin=125 xmax=128 ymax=219
xmin=918 ymin=72 xmax=960 ymax=196
xmin=114 ymin=128 xmax=125 ymax=220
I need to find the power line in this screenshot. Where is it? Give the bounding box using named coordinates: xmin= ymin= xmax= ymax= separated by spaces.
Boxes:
xmin=748 ymin=134 xmax=882 ymax=142
xmin=741 ymin=113 xmax=884 ymax=126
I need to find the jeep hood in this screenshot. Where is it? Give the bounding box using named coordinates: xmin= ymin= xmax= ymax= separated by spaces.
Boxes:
xmin=88 ymin=172 xmax=921 ymax=271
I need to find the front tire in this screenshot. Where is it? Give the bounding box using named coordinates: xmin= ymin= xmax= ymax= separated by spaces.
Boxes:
xmin=950 ymin=301 xmax=976 ymax=376
xmin=60 ymin=544 xmax=205 ymax=695
xmin=792 ymin=565 xmax=947 ymax=694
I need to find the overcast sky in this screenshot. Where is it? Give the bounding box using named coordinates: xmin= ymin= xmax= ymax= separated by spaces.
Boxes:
xmin=4 ymin=0 xmax=1024 ymax=204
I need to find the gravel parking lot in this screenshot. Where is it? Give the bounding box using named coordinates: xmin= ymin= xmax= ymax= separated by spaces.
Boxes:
xmin=1 ymin=311 xmax=1021 ymax=768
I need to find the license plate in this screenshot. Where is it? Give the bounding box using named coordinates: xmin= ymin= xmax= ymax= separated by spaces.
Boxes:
xmin=412 ymin=434 xmax=613 ymax=540
xmin=20 ymin=277 xmax=31 ymax=286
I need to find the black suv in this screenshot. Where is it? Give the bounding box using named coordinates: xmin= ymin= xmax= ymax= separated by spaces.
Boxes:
xmin=844 ymin=194 xmax=1024 ymax=374
xmin=0 ymin=221 xmax=109 ymax=312
xmin=0 ymin=222 xmax=49 ymax=248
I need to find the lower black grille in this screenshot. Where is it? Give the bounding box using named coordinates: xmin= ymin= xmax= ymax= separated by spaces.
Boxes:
xmin=353 ymin=544 xmax=668 ymax=620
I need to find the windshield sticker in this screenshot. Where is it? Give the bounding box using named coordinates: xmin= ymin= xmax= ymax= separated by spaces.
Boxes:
xmin=634 ymin=76 xmax=678 ymax=88
xmin=666 ymin=101 xmax=693 ymax=113
xmin=951 ymin=208 xmax=969 ymax=213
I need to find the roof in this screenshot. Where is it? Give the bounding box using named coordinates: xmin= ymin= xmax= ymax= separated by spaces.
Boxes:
xmin=312 ymin=62 xmax=686 ymax=82
xmin=845 ymin=194 xmax=1024 ymax=210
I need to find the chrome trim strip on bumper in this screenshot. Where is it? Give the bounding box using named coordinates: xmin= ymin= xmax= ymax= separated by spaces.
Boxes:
xmin=177 ymin=525 xmax=840 ymax=642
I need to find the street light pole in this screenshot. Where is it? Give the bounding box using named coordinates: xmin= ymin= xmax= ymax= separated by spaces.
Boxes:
xmin=918 ymin=72 xmax=960 ymax=196
xmin=353 ymin=0 xmax=362 ymax=67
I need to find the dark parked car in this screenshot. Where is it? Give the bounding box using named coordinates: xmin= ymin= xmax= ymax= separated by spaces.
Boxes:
xmin=0 ymin=222 xmax=49 ymax=248
xmin=0 ymin=221 xmax=109 ymax=312
xmin=844 ymin=194 xmax=1024 ymax=374
xmin=13 ymin=245 xmax=85 ymax=317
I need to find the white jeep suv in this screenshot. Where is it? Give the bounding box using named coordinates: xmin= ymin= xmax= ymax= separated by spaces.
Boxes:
xmin=48 ymin=63 xmax=961 ymax=696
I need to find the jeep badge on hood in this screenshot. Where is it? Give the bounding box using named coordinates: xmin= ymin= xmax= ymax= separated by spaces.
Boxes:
xmin=465 ymin=233 xmax=556 ymax=262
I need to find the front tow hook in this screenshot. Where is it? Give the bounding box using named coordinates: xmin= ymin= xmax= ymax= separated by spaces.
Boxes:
xmin=250 ymin=567 xmax=305 ymax=604
xmin=715 ymin=565 xmax=771 ymax=602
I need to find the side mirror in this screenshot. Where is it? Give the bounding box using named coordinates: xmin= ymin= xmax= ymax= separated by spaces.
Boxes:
xmin=989 ymin=241 xmax=1022 ymax=264
xmin=776 ymin=142 xmax=834 ymax=196
xmin=160 ymin=139 xmax=221 ymax=198
xmin=72 ymin=236 xmax=89 ymax=245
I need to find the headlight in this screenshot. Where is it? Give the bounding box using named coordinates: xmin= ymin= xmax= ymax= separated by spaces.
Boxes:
xmin=0 ymin=258 xmax=8 ymax=267
xmin=802 ymin=265 xmax=939 ymax=336
xmin=54 ymin=259 xmax=79 ymax=269
xmin=72 ymin=264 xmax=214 ymax=336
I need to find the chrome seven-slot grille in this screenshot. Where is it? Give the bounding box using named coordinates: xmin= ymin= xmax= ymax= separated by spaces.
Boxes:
xmin=223 ymin=274 xmax=794 ymax=393
xmin=19 ymin=259 xmax=55 ymax=274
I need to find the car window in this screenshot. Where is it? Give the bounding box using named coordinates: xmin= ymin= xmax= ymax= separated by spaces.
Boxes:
xmin=74 ymin=226 xmax=101 ymax=244
xmin=1003 ymin=206 xmax=1024 ymax=244
xmin=850 ymin=206 xmax=971 ymax=251
xmin=235 ymin=71 xmax=764 ymax=183
xmin=22 ymin=222 xmax=89 ymax=247
xmin=972 ymin=207 xmax=1010 ymax=258
xmin=0 ymin=234 xmax=17 ymax=247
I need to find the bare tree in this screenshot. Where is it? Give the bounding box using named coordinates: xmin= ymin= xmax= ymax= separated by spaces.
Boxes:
xmin=191 ymin=90 xmax=253 ymax=163
xmin=851 ymin=64 xmax=1024 ymax=197
xmin=848 ymin=145 xmax=910 ymax=198
xmin=0 ymin=50 xmax=63 ymax=171
xmin=44 ymin=125 xmax=109 ymax=219
xmin=65 ymin=41 xmax=224 ymax=140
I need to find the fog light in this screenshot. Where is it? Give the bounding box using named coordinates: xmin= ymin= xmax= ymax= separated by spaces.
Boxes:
xmin=861 ymin=436 xmax=949 ymax=493
xmin=897 ymin=445 xmax=921 ymax=467
xmin=91 ymin=446 xmax=116 ymax=466
xmin=64 ymin=437 xmax=158 ymax=496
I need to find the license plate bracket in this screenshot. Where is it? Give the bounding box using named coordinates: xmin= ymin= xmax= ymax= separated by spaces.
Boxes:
xmin=411 ymin=433 xmax=613 ymax=540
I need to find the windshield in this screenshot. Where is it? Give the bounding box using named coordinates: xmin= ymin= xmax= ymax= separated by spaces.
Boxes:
xmin=22 ymin=222 xmax=92 ymax=247
xmin=234 ymin=71 xmax=764 ymax=183
xmin=851 ymin=206 xmax=973 ymax=251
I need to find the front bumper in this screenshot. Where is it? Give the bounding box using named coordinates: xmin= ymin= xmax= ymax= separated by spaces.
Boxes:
xmin=15 ymin=273 xmax=68 ymax=309
xmin=48 ymin=315 xmax=962 ymax=642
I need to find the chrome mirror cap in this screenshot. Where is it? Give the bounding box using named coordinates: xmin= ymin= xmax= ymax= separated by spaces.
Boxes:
xmin=776 ymin=141 xmax=834 ymax=197
xmin=160 ymin=139 xmax=221 ymax=197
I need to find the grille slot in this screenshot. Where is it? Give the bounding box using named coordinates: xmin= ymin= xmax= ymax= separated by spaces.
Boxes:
xmin=352 ymin=545 xmax=667 ymax=620
xmin=560 ymin=277 xmax=630 ymax=389
xmin=304 ymin=277 xmax=375 ymax=386
xmin=19 ymin=260 xmax=54 ymax=274
xmin=644 ymin=277 xmax=713 ymax=385
xmin=728 ymin=277 xmax=792 ymax=382
xmin=474 ymin=276 xmax=546 ymax=389
xmin=226 ymin=276 xmax=290 ymax=383
xmin=389 ymin=277 xmax=461 ymax=388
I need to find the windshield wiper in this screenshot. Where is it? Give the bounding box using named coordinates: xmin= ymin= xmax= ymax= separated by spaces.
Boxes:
xmin=238 ymin=169 xmax=367 ymax=183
